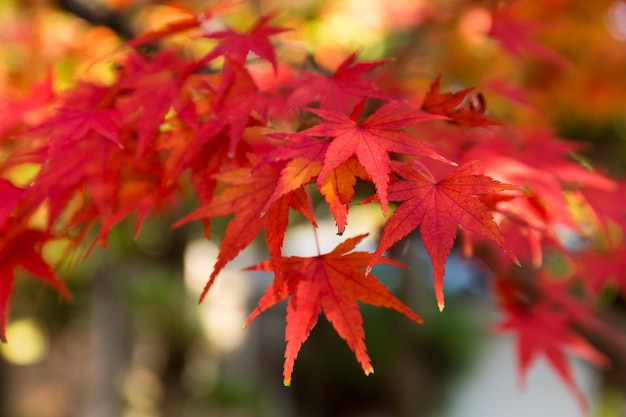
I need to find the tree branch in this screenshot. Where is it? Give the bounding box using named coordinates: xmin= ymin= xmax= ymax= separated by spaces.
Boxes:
xmin=57 ymin=0 xmax=136 ymax=40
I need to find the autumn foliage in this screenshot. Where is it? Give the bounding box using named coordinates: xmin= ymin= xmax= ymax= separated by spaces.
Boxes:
xmin=1 ymin=0 xmax=625 ymax=407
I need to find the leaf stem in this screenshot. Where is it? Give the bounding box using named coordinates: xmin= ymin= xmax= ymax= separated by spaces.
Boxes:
xmin=312 ymin=221 xmax=321 ymax=256
xmin=305 ymin=185 xmax=321 ymax=256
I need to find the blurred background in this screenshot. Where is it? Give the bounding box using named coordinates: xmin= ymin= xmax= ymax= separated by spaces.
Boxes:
xmin=1 ymin=0 xmax=625 ymax=416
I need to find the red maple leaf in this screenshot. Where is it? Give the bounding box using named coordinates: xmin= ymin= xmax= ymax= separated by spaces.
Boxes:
xmin=34 ymin=107 xmax=123 ymax=150
xmin=494 ymin=277 xmax=603 ymax=409
xmin=456 ymin=128 xmax=616 ymax=266
xmin=117 ymin=50 xmax=195 ymax=156
xmin=578 ymin=180 xmax=626 ymax=233
xmin=488 ymin=1 xmax=568 ymax=67
xmin=421 ymin=75 xmax=503 ymax=126
xmin=211 ymin=60 xmax=268 ymax=156
xmin=243 ymin=234 xmax=422 ymax=385
xmin=201 ymin=13 xmax=288 ymax=72
xmin=11 ymin=76 xmax=186 ymax=249
xmin=174 ymin=158 xmax=316 ymax=301
xmin=0 ymin=224 xmax=70 ymax=342
xmin=301 ymin=100 xmax=452 ymax=215
xmin=20 ymin=110 xmax=177 ymax=248
xmin=0 ymin=179 xmax=24 ymax=224
xmin=367 ymin=160 xmax=519 ymax=310
xmin=575 ymin=246 xmax=626 ymax=295
xmin=160 ymin=123 xmax=246 ymax=238
xmin=284 ymin=51 xmax=391 ymax=112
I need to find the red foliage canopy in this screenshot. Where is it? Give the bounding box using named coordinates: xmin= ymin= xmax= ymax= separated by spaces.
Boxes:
xmin=1 ymin=2 xmax=624 ymax=407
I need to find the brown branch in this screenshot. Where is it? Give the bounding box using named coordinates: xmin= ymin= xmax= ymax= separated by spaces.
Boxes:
xmin=57 ymin=0 xmax=136 ymax=40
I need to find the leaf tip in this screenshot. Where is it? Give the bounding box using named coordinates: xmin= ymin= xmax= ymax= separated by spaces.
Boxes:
xmin=283 ymin=378 xmax=291 ymax=387
xmin=508 ymin=250 xmax=521 ymax=267
xmin=438 ymin=302 xmax=445 ymax=312
xmin=364 ymin=366 xmax=374 ymax=376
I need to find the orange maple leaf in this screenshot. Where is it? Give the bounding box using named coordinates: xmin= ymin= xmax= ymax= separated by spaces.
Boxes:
xmin=244 ymin=234 xmax=422 ymax=386
xmin=261 ymin=136 xmax=368 ymax=235
xmin=125 ymin=1 xmax=241 ymax=48
xmin=260 ymin=135 xmax=328 ymax=213
xmin=319 ymin=157 xmax=370 ymax=235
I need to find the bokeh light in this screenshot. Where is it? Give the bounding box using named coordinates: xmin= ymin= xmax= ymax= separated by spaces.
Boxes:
xmin=606 ymin=0 xmax=626 ymax=41
xmin=0 ymin=317 xmax=48 ymax=365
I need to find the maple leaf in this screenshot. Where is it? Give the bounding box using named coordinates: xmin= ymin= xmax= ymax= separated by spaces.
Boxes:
xmin=201 ymin=13 xmax=288 ymax=72
xmin=256 ymin=133 xmax=327 ymax=188
xmin=36 ymin=107 xmax=123 ymax=150
xmin=488 ymin=1 xmax=568 ymax=67
xmin=15 ymin=80 xmax=182 ymax=248
xmin=442 ymin=126 xmax=615 ymax=267
xmin=116 ymin=51 xmax=196 ymax=156
xmin=0 ymin=225 xmax=70 ymax=342
xmin=575 ymin=246 xmax=626 ymax=295
xmin=301 ymin=101 xmax=453 ymax=215
xmin=579 ymin=185 xmax=626 ymax=234
xmin=284 ymin=51 xmax=391 ymax=112
xmin=262 ymin=152 xmax=323 ymax=213
xmin=421 ymin=75 xmax=503 ymax=126
xmin=261 ymin=134 xmax=369 ymax=234
xmin=494 ymin=278 xmax=602 ymax=410
xmin=0 ymin=68 xmax=54 ymax=140
xmin=0 ymin=179 xmax=24 ymax=224
xmin=243 ymin=234 xmax=422 ymax=386
xmin=497 ymin=302 xmax=588 ymax=408
xmin=319 ymin=157 xmax=371 ymax=235
xmin=367 ymin=160 xmax=519 ymax=310
xmin=211 ymin=60 xmax=267 ymax=156
xmin=11 ymin=94 xmax=126 ymax=230
xmin=160 ymin=122 xmax=245 ymax=238
xmin=174 ymin=159 xmax=316 ymax=301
